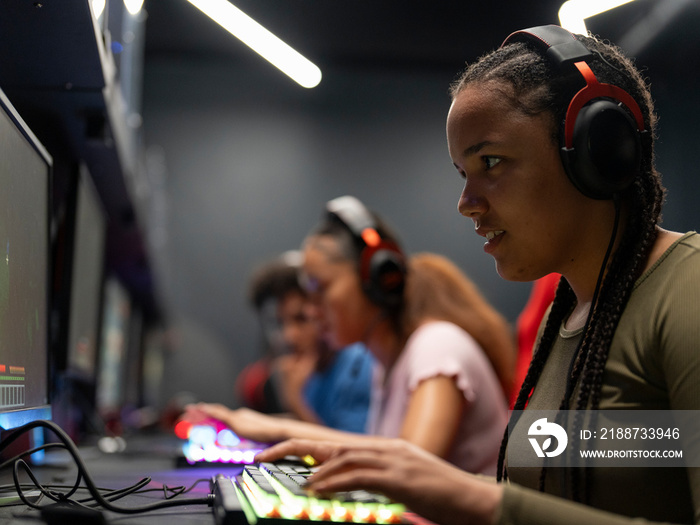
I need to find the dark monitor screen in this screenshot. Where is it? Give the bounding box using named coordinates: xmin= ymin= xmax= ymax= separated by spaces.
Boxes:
xmin=0 ymin=87 xmax=52 ymax=432
xmin=65 ymin=165 xmax=107 ymax=381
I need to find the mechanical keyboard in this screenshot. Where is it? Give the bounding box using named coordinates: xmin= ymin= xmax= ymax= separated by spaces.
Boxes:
xmin=211 ymin=458 xmax=407 ymax=525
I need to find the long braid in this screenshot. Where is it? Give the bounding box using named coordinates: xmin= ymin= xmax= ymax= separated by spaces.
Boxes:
xmin=537 ymin=204 xmax=621 ymax=494
xmin=571 ymin=170 xmax=663 ymax=502
xmin=497 ymin=278 xmax=573 ymax=481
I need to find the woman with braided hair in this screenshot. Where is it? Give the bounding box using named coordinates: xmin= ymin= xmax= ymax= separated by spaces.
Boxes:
xmin=256 ymin=25 xmax=700 ymax=525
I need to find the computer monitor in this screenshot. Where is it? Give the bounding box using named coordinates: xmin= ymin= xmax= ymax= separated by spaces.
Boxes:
xmin=64 ymin=165 xmax=107 ymax=382
xmin=0 ymin=87 xmax=52 ymax=436
xmin=95 ymin=276 xmax=132 ymax=431
xmin=49 ymin=164 xmax=107 ymax=442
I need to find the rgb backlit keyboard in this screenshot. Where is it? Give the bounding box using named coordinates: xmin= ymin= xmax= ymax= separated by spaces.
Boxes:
xmin=212 ymin=458 xmax=406 ymax=524
xmin=176 ymin=421 xmax=267 ymax=465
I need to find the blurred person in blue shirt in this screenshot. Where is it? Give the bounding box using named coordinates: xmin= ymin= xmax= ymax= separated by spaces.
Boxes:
xmin=236 ymin=250 xmax=374 ymax=433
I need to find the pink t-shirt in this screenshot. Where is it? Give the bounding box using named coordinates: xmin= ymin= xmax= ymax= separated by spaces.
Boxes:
xmin=367 ymin=320 xmax=507 ymax=475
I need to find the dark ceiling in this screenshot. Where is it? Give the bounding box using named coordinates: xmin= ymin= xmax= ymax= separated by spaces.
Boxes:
xmin=141 ymin=0 xmax=699 ymax=76
xmin=142 ymin=0 xmax=558 ymax=70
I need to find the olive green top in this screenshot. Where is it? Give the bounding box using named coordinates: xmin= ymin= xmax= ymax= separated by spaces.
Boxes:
xmin=499 ymin=232 xmax=700 ymax=525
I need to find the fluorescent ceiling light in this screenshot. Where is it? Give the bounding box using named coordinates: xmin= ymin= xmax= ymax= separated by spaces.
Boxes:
xmin=186 ymin=0 xmax=322 ymax=89
xmin=91 ymin=0 xmax=106 ymax=19
xmin=124 ymin=0 xmax=145 ymax=15
xmin=559 ymin=0 xmax=636 ymax=34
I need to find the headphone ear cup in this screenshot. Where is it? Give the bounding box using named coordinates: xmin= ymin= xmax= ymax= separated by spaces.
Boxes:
xmin=360 ymin=246 xmax=406 ymax=309
xmin=561 ymin=99 xmax=642 ymax=199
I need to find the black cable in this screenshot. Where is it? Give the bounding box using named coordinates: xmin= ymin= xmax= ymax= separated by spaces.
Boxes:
xmin=1 ymin=480 xmax=149 ymax=500
xmin=76 ymin=477 xmax=152 ymax=506
xmin=2 ymin=478 xmax=209 ymax=506
xmin=132 ymin=478 xmax=211 ymax=500
xmin=0 ymin=420 xmax=212 ymax=513
xmin=0 ymin=442 xmax=68 ymax=471
xmin=0 ymin=438 xmax=86 ymax=503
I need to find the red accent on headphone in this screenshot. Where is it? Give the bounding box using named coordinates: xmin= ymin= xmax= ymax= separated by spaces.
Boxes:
xmin=564 ymin=61 xmax=646 ymax=149
xmin=361 ymin=227 xmax=381 ymax=247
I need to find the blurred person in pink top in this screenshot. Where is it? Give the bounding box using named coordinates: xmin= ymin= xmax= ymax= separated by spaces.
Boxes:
xmin=184 ymin=196 xmax=515 ymax=474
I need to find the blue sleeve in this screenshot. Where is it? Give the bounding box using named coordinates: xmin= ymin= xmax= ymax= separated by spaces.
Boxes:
xmin=304 ymin=343 xmax=375 ymax=433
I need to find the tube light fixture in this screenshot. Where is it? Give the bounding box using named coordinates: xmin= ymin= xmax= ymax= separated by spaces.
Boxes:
xmin=124 ymin=0 xmax=145 ymax=15
xmin=91 ymin=0 xmax=106 ymax=19
xmin=186 ymin=0 xmax=322 ymax=89
xmin=559 ymin=0 xmax=636 ymax=34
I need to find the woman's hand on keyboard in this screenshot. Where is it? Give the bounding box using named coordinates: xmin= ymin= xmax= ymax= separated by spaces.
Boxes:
xmin=257 ymin=437 xmax=502 ymax=525
xmin=255 ymin=438 xmax=349 ymax=464
xmin=181 ymin=403 xmax=288 ymax=443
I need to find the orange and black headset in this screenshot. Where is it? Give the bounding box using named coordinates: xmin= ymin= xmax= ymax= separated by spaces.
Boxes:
xmin=325 ymin=195 xmax=406 ymax=310
xmin=502 ymin=24 xmax=647 ymax=200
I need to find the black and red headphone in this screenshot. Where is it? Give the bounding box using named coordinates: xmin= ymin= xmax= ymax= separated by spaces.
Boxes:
xmin=325 ymin=195 xmax=406 ymax=309
xmin=502 ymin=25 xmax=646 ymax=200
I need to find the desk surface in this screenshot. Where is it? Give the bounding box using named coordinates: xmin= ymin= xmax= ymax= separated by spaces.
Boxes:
xmin=0 ymin=432 xmax=243 ymax=525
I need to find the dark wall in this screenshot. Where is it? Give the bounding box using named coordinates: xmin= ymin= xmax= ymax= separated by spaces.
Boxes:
xmin=141 ymin=34 xmax=700 ymax=409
